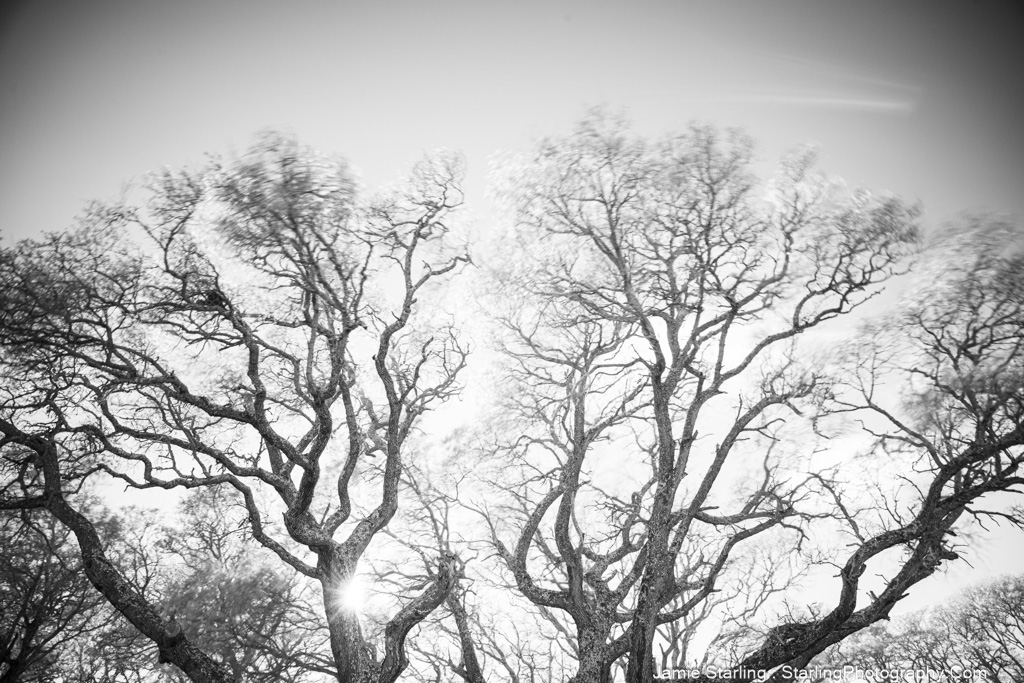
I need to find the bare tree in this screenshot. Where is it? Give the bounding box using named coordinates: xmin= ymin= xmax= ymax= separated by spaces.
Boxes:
xmin=475 ymin=114 xmax=1022 ymax=681
xmin=5 ymin=489 xmax=329 ymax=683
xmin=0 ymin=133 xmax=470 ymax=683
xmin=26 ymin=504 xmax=192 ymax=683
xmin=2 ymin=121 xmax=1020 ymax=683
xmin=155 ymin=487 xmax=336 ymax=682
xmin=379 ymin=464 xmax=570 ymax=683
xmin=778 ymin=213 xmax=1024 ymax=674
xmin=0 ymin=508 xmax=113 ymax=682
xmin=817 ymin=573 xmax=1024 ymax=682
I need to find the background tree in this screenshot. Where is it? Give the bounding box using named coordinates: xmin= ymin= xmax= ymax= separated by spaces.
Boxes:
xmin=367 ymin=462 xmax=569 ymax=683
xmin=3 ymin=488 xmax=334 ymax=683
xmin=816 ymin=573 xmax=1024 ymax=682
xmin=0 ymin=133 xmax=470 ymax=683
xmin=0 ymin=508 xmax=111 ymax=682
xmin=153 ymin=487 xmax=336 ymax=682
xmin=26 ymin=505 xmax=180 ymax=683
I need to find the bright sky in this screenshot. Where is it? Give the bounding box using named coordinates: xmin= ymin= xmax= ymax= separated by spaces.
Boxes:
xmin=1 ymin=0 xmax=1022 ymax=245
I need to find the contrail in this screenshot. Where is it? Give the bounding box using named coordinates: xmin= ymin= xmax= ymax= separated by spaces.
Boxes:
xmin=747 ymin=49 xmax=922 ymax=93
xmin=713 ymin=93 xmax=916 ymax=113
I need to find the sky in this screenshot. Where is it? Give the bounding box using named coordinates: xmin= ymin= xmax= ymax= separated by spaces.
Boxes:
xmin=2 ymin=0 xmax=1023 ymax=617
xmin=1 ymin=0 xmax=1023 ymax=245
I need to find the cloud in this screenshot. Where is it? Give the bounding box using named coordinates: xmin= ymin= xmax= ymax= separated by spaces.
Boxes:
xmin=748 ymin=49 xmax=921 ymax=94
xmin=696 ymin=49 xmax=922 ymax=115
xmin=711 ymin=92 xmax=916 ymax=114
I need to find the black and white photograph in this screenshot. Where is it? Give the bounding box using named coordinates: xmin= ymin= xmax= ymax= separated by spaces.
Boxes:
xmin=1 ymin=2 xmax=1023 ymax=681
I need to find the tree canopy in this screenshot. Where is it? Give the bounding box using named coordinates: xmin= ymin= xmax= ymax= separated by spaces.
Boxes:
xmin=1 ymin=119 xmax=1022 ymax=683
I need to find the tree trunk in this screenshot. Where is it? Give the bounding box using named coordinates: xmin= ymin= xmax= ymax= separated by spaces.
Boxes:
xmin=570 ymin=625 xmax=614 ymax=683
xmin=319 ymin=551 xmax=377 ymax=683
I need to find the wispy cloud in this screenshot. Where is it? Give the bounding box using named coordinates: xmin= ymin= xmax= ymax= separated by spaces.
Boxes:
xmin=748 ymin=49 xmax=922 ymax=94
xmin=696 ymin=48 xmax=922 ymax=115
xmin=709 ymin=92 xmax=916 ymax=114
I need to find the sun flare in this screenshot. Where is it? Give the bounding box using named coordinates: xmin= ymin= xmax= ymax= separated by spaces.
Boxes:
xmin=335 ymin=578 xmax=365 ymax=613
